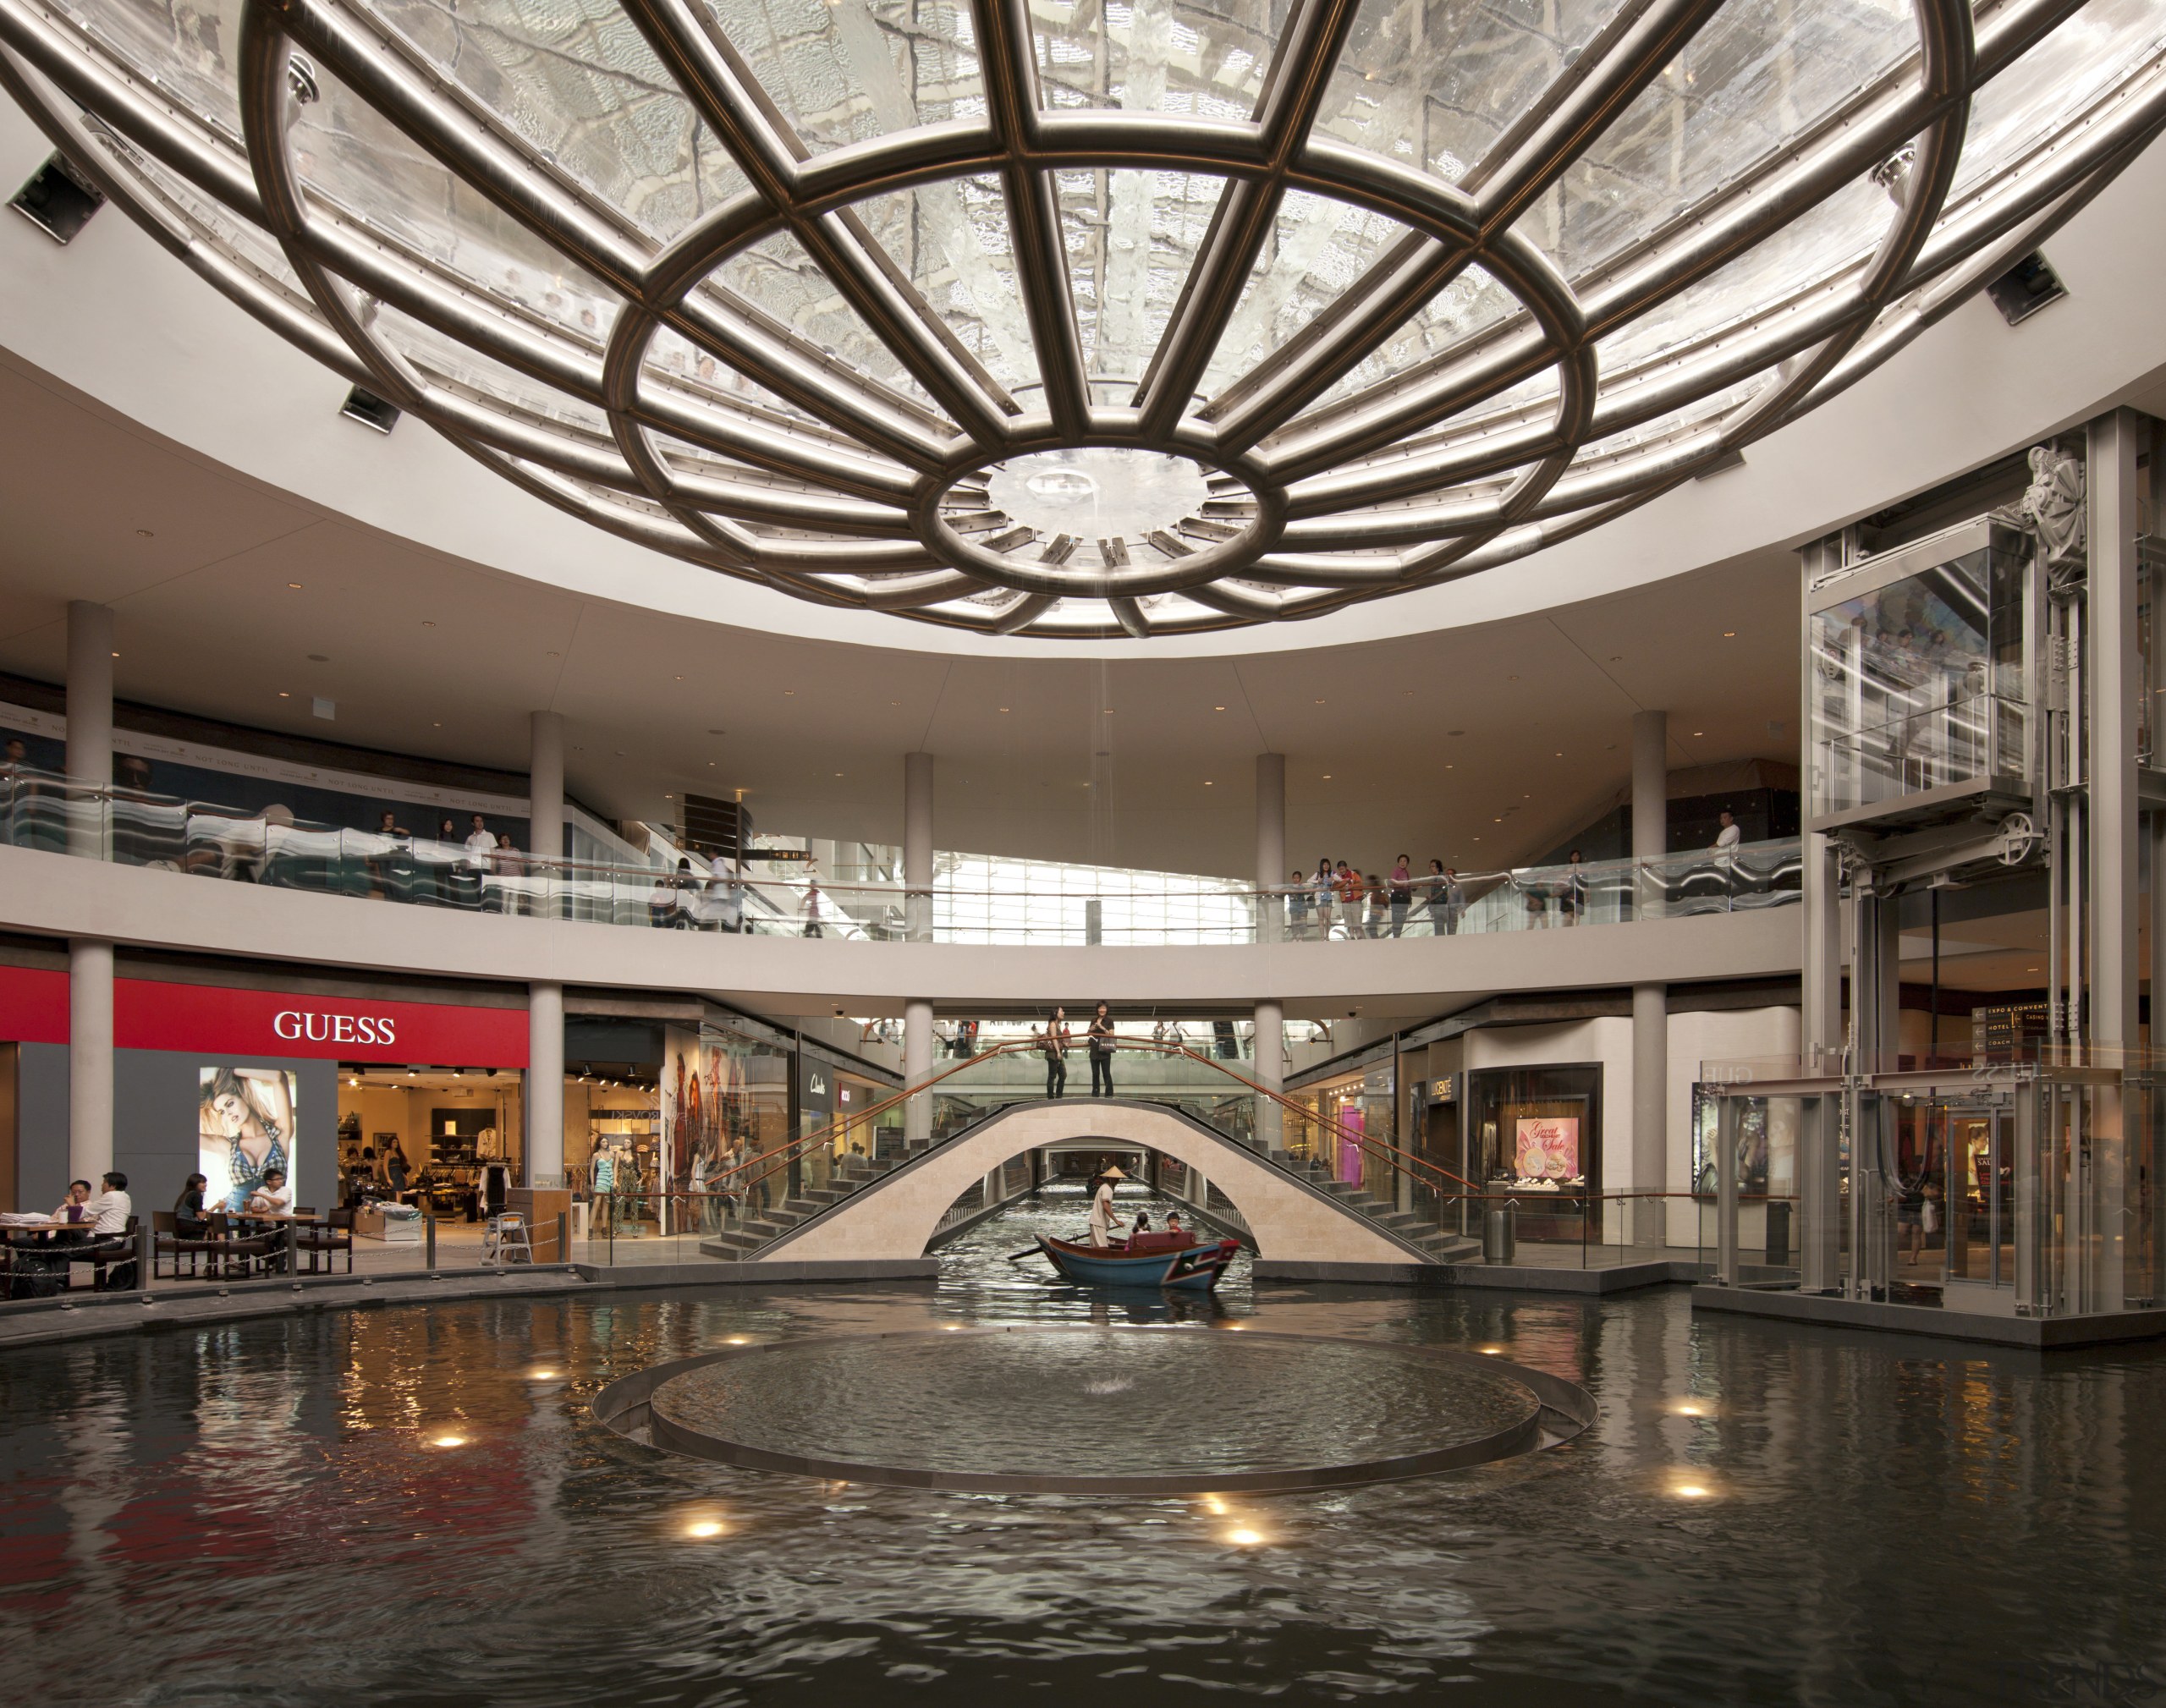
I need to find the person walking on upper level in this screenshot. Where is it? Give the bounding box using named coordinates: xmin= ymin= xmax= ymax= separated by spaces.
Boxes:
xmin=1311 ymin=860 xmax=1334 ymax=938
xmin=1042 ymin=1006 xmax=1070 ymax=1098
xmin=1087 ymin=1002 xmax=1117 ymax=1096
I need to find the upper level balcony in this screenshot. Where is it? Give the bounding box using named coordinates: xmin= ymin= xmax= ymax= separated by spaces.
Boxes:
xmin=0 ymin=771 xmax=1802 ymax=1004
xmin=0 ymin=769 xmax=1800 ymax=946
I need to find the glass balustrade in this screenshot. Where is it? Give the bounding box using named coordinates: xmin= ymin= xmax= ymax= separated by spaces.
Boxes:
xmin=0 ymin=767 xmax=1800 ymax=944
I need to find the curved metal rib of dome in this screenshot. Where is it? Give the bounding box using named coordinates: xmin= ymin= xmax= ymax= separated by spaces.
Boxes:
xmin=0 ymin=0 xmax=2161 ymax=636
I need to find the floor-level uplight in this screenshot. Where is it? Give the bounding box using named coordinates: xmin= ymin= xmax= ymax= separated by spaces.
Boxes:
xmin=1200 ymin=1496 xmax=1229 ymax=1517
xmin=529 ymin=1368 xmax=559 ymax=1380
xmin=430 ymin=1434 xmax=467 ymax=1448
xmin=1674 ymin=1402 xmax=1707 ymax=1418
xmin=1224 ymin=1528 xmax=1266 ymax=1546
xmin=685 ymin=1520 xmax=726 ymax=1539
xmin=724 ymin=1336 xmax=752 ymax=1345
xmin=1479 ymin=1346 xmax=1504 ymax=1355
xmin=1671 ymin=1482 xmax=1712 ymax=1499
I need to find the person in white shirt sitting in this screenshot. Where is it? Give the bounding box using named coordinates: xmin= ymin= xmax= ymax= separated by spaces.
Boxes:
xmin=245 ymin=1168 xmax=294 ymax=1219
xmin=85 ymin=1172 xmax=132 ymax=1234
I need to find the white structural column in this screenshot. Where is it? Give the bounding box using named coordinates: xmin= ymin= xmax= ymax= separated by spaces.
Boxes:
xmin=2085 ymin=409 xmax=2140 ymax=1311
xmin=529 ymin=711 xmax=565 ymax=874
xmin=67 ymin=601 xmax=115 ymax=1184
xmin=527 ymin=980 xmax=565 ymax=1188
xmin=1256 ymin=752 xmax=1285 ymax=940
xmin=904 ymin=750 xmax=934 ymax=1144
xmin=1630 ymin=708 xmax=1668 ymax=1245
xmin=69 ymin=938 xmax=113 ymax=1184
xmin=65 ymin=601 xmax=113 ymax=859
xmin=1254 ymin=752 xmax=1287 ymax=1151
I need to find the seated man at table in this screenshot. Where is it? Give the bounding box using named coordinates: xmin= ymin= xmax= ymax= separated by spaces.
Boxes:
xmin=85 ymin=1172 xmax=132 ymax=1234
xmin=51 ymin=1178 xmax=92 ymax=1222
xmin=244 ymin=1168 xmax=294 ymax=1218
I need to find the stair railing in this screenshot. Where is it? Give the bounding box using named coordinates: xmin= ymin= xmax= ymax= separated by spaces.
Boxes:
xmin=686 ymin=1035 xmax=1477 ymax=1250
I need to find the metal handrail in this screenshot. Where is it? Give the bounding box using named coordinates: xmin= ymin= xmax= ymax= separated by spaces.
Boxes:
xmin=689 ymin=1035 xmax=1480 ymax=1216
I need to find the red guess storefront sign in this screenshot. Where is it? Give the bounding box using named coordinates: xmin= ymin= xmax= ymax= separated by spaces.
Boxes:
xmin=0 ymin=966 xmax=526 ymax=1066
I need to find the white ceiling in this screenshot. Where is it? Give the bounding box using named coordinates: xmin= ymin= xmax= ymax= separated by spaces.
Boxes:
xmin=0 ymin=345 xmax=1802 ymax=875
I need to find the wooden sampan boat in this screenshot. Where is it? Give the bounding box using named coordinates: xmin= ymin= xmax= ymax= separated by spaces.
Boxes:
xmin=1034 ymin=1231 xmax=1241 ymax=1291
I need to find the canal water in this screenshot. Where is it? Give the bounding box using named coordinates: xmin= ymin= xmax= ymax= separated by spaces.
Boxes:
xmin=3 ymin=1183 xmax=2163 ymax=1705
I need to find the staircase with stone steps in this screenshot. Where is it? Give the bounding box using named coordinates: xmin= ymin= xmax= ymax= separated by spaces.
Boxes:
xmin=1284 ymin=1155 xmax=1483 ymax=1262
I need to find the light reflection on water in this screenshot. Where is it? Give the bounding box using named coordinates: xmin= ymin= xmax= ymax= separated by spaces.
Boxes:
xmin=2 ymin=1188 xmax=2163 ymax=1706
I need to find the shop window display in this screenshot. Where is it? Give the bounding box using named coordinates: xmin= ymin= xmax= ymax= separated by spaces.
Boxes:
xmin=1466 ymin=1067 xmax=1601 ymax=1240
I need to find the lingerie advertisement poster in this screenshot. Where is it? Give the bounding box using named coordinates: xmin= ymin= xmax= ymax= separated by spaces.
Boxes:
xmin=199 ymin=1066 xmax=299 ymax=1212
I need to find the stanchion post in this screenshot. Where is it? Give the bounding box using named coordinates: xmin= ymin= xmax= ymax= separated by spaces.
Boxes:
xmin=558 ymin=1210 xmax=568 ymax=1267
xmin=426 ymin=1210 xmax=437 ymax=1274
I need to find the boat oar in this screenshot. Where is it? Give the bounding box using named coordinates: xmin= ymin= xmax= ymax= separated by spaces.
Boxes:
xmin=1005 ymin=1246 xmax=1046 ymax=1262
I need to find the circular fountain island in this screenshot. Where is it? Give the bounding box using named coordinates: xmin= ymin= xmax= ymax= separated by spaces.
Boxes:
xmin=596 ymin=1326 xmax=1595 ymax=1494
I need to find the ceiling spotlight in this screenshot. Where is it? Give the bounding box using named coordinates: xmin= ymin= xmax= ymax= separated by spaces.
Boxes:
xmin=1213 ymin=705 xmax=1226 ymax=711
xmin=1722 ymin=630 xmax=1736 ymax=638
xmin=287 ymin=580 xmax=302 ymax=589
xmin=135 ymin=528 xmax=154 ymax=538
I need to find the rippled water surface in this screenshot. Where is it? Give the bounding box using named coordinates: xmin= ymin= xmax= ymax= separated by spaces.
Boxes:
xmin=5 ymin=1184 xmax=2166 ymax=1706
xmin=651 ymin=1326 xmax=1538 ymax=1479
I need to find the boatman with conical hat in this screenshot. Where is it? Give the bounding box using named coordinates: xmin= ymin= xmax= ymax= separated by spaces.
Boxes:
xmin=1088 ymin=1164 xmax=1126 ymax=1248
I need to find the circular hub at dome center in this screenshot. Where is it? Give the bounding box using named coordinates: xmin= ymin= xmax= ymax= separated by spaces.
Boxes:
xmin=986 ymin=448 xmax=1212 ymax=542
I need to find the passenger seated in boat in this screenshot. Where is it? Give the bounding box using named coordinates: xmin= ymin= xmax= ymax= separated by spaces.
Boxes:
xmin=1165 ymin=1211 xmax=1182 ymax=1234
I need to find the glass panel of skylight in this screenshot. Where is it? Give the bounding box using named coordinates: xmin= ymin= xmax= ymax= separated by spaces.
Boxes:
xmin=47 ymin=0 xmax=246 ymax=138
xmin=1031 ymin=0 xmax=1280 ymax=118
xmin=289 ymin=63 xmax=625 ymax=340
xmin=851 ymin=176 xmax=1039 ymax=393
xmin=1198 ymin=189 xmax=1419 ymax=398
xmin=1319 ymin=0 xmax=1628 ymax=184
xmin=372 ymin=0 xmax=748 ymax=244
xmin=1950 ymin=0 xmax=2166 ymax=201
xmin=1057 ymin=168 xmax=1225 ymax=385
xmin=701 ymin=0 xmax=985 ymax=151
xmin=1526 ymin=0 xmax=1916 ymax=285
xmin=707 ymin=228 xmax=951 ymax=419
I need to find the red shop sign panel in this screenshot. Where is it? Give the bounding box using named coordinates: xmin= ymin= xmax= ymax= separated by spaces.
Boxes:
xmin=0 ymin=966 xmax=527 ymax=1067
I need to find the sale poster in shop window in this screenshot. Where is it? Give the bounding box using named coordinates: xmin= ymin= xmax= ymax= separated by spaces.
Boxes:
xmin=1514 ymin=1116 xmax=1580 ymax=1180
xmin=199 ymin=1066 xmax=300 ymax=1212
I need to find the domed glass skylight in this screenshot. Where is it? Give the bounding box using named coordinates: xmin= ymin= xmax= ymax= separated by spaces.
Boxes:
xmin=3 ymin=0 xmax=2162 ymax=634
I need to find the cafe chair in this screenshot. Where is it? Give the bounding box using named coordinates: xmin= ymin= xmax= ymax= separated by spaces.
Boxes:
xmin=152 ymin=1210 xmax=223 ymax=1280
xmin=207 ymin=1211 xmax=277 ymax=1281
xmin=68 ymin=1215 xmax=141 ymax=1291
xmin=481 ymin=1211 xmax=533 ymax=1266
xmin=294 ymin=1206 xmax=355 ymax=1276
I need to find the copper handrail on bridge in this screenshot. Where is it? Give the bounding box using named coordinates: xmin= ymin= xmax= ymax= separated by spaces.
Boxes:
xmin=674 ymin=1035 xmax=1478 ymax=1231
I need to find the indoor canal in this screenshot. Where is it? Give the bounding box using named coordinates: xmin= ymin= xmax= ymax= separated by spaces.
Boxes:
xmin=3 ymin=1181 xmax=2163 ymax=1706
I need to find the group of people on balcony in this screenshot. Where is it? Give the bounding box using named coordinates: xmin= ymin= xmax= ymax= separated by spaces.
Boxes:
xmin=1284 ymin=858 xmax=1465 ymax=940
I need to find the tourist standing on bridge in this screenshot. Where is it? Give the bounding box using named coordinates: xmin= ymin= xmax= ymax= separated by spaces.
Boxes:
xmin=1042 ymin=1006 xmax=1069 ymax=1098
xmin=1088 ymin=1002 xmax=1116 ymax=1096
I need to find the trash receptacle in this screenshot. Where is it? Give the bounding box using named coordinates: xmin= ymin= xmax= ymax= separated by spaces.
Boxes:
xmin=1482 ymin=1201 xmax=1517 ymax=1265
xmin=1764 ymin=1200 xmax=1792 ymax=1268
